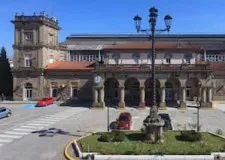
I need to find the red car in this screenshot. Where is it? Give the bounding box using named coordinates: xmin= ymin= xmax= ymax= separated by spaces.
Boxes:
xmin=115 ymin=112 xmax=132 ymax=130
xmin=37 ymin=97 xmax=54 ymax=107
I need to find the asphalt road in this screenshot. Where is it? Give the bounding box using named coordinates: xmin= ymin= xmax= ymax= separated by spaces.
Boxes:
xmin=0 ymin=103 xmax=224 ymax=160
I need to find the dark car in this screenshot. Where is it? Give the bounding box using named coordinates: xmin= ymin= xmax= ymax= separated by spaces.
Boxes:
xmin=159 ymin=113 xmax=173 ymax=130
xmin=115 ymin=112 xmax=132 ymax=130
xmin=0 ymin=107 xmax=12 ymax=119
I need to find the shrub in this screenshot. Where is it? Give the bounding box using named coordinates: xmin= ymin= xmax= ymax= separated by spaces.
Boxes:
xmin=180 ymin=130 xmax=202 ymax=142
xmin=216 ymin=129 xmax=223 ymax=135
xmin=112 ymin=130 xmax=126 ymax=142
xmin=98 ymin=133 xmax=113 ymax=142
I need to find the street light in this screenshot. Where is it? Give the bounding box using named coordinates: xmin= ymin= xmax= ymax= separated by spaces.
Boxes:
xmin=133 ymin=7 xmax=172 ymax=143
xmin=134 ymin=7 xmax=172 ymax=112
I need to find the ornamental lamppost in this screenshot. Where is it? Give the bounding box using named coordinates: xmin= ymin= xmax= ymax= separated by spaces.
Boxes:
xmin=133 ymin=7 xmax=172 ymax=143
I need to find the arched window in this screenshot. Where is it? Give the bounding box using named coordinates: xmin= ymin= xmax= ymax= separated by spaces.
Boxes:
xmin=24 ymin=83 xmax=32 ymax=100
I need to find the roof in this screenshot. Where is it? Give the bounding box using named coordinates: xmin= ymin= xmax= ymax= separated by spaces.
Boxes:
xmin=67 ymin=44 xmax=105 ymax=50
xmin=209 ymin=62 xmax=225 ymax=72
xmin=44 ymin=61 xmax=95 ymax=70
xmin=103 ymin=41 xmax=201 ymax=51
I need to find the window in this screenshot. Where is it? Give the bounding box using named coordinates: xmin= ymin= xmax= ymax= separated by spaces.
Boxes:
xmin=133 ymin=55 xmax=139 ymax=64
xmin=185 ymin=58 xmax=191 ymax=64
xmin=51 ymin=88 xmax=58 ymax=98
xmin=49 ymin=55 xmax=54 ymax=64
xmin=113 ymin=55 xmax=119 ymax=64
xmin=71 ymin=88 xmax=79 ymax=99
xmin=166 ymin=58 xmax=171 ymax=64
xmin=24 ymin=32 xmax=33 ymax=41
xmin=24 ymin=55 xmax=32 ymax=67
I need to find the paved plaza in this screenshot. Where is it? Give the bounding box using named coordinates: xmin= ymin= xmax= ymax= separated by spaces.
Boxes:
xmin=0 ymin=103 xmax=224 ymax=160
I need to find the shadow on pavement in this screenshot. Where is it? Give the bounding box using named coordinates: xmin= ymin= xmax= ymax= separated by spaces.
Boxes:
xmin=31 ymin=127 xmax=84 ymax=137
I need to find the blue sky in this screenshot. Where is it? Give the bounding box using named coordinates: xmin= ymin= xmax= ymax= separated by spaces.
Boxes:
xmin=1 ymin=0 xmax=225 ymax=57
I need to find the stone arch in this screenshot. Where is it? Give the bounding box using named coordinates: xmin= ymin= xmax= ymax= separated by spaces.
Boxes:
xmin=104 ymin=78 xmax=119 ymax=105
xmin=165 ymin=78 xmax=180 ymax=102
xmin=144 ymin=79 xmax=161 ymax=106
xmin=124 ymin=77 xmax=140 ymax=106
xmin=186 ymin=78 xmax=201 ymax=100
xmin=24 ymin=82 xmax=33 ymax=100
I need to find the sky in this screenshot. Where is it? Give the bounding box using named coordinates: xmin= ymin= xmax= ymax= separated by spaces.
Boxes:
xmin=1 ymin=0 xmax=225 ymax=57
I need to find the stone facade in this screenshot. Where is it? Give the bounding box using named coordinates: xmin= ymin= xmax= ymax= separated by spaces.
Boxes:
xmin=11 ymin=12 xmax=225 ymax=107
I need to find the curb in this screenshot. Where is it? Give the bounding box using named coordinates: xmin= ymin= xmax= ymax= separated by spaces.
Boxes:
xmin=64 ymin=139 xmax=77 ymax=160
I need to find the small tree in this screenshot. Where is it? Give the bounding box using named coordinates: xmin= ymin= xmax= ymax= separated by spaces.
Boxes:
xmin=0 ymin=46 xmax=13 ymax=100
xmin=0 ymin=47 xmax=7 ymax=60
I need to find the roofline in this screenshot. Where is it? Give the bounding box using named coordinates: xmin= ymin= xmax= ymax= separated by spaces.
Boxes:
xmin=66 ymin=34 xmax=225 ymax=39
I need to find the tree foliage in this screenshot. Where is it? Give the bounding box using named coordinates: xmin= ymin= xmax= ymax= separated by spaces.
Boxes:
xmin=0 ymin=46 xmax=13 ymax=99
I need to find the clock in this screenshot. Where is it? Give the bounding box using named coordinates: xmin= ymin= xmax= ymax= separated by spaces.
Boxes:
xmin=94 ymin=75 xmax=102 ymax=84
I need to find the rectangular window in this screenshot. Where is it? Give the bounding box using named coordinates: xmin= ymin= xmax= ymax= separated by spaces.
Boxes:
xmin=24 ymin=55 xmax=32 ymax=67
xmin=166 ymin=58 xmax=171 ymax=64
xmin=24 ymin=32 xmax=33 ymax=41
xmin=51 ymin=88 xmax=58 ymax=98
xmin=185 ymin=58 xmax=191 ymax=64
xmin=71 ymin=88 xmax=79 ymax=99
xmin=134 ymin=56 xmax=139 ymax=64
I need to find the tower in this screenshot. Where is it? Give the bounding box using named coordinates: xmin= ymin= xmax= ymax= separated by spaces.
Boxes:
xmin=11 ymin=11 xmax=67 ymax=100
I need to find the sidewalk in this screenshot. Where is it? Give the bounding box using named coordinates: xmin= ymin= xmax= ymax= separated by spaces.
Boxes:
xmin=0 ymin=100 xmax=37 ymax=104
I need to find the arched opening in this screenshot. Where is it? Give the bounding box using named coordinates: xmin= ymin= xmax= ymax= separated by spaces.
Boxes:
xmin=186 ymin=78 xmax=201 ymax=101
xmin=24 ymin=83 xmax=33 ymax=100
xmin=104 ymin=78 xmax=119 ymax=106
xmin=144 ymin=79 xmax=161 ymax=106
xmin=125 ymin=77 xmax=140 ymax=107
xmin=165 ymin=78 xmax=180 ymax=106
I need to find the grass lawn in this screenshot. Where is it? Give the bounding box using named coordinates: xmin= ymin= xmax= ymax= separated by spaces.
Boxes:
xmin=78 ymin=131 xmax=225 ymax=155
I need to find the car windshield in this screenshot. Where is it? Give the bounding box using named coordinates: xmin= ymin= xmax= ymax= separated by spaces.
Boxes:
xmin=41 ymin=98 xmax=47 ymax=101
xmin=118 ymin=116 xmax=129 ymax=121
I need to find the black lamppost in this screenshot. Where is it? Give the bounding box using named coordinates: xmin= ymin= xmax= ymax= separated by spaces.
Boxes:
xmin=133 ymin=7 xmax=172 ymax=113
xmin=196 ymin=97 xmax=201 ymax=132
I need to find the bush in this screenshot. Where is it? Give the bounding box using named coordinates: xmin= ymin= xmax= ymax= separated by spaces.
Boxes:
xmin=98 ymin=133 xmax=113 ymax=142
xmin=112 ymin=130 xmax=126 ymax=142
xmin=180 ymin=130 xmax=202 ymax=142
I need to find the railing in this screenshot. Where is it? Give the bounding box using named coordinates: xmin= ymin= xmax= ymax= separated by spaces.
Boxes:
xmin=95 ymin=64 xmax=211 ymax=72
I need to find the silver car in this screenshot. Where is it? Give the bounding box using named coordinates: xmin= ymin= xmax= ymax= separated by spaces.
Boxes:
xmin=0 ymin=107 xmax=12 ymax=119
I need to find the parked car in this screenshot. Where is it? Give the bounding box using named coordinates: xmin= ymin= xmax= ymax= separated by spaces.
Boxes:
xmin=159 ymin=113 xmax=173 ymax=130
xmin=36 ymin=97 xmax=54 ymax=107
xmin=115 ymin=112 xmax=132 ymax=130
xmin=0 ymin=107 xmax=12 ymax=119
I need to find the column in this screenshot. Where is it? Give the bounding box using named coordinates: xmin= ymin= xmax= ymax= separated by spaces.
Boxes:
xmin=139 ymin=86 xmax=145 ymax=108
xmin=180 ymin=87 xmax=186 ymax=108
xmin=208 ymin=87 xmax=212 ymax=102
xmin=118 ymin=86 xmax=125 ymax=108
xmin=202 ymin=87 xmax=206 ymax=102
xmin=160 ymin=87 xmax=166 ymax=108
xmin=92 ymin=87 xmax=98 ymax=107
xmin=99 ymin=87 xmax=105 ymax=107
xmin=204 ymin=50 xmax=207 ymax=62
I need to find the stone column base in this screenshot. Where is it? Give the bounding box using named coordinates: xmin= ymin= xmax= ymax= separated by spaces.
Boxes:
xmin=92 ymin=102 xmax=105 ymax=109
xmin=201 ymin=102 xmax=212 ymax=108
xmin=118 ymin=101 xmax=126 ymax=109
xmin=179 ymin=101 xmax=187 ymax=109
xmin=138 ymin=102 xmax=146 ymax=109
xmin=159 ymin=102 xmax=167 ymax=110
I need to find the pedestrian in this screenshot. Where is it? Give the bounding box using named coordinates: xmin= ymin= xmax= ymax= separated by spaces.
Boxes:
xmin=1 ymin=93 xmax=5 ymax=101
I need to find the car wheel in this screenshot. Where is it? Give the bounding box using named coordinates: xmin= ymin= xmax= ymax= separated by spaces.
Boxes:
xmin=7 ymin=113 xmax=11 ymax=117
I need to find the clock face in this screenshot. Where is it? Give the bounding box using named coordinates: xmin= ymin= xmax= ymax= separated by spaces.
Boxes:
xmin=94 ymin=75 xmax=102 ymax=84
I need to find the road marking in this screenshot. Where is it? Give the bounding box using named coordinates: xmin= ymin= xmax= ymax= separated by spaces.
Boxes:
xmin=0 ymin=139 xmax=13 ymax=143
xmin=25 ymin=123 xmax=50 ymax=126
xmin=132 ymin=116 xmax=140 ymax=119
xmin=4 ymin=131 xmax=29 ymax=136
xmin=0 ymin=134 xmax=22 ymax=139
xmin=13 ymin=128 xmax=36 ymax=132
xmin=30 ymin=121 xmax=54 ymax=124
xmin=51 ymin=116 xmax=68 ymax=119
xmin=43 ymin=117 xmax=65 ymax=120
xmin=38 ymin=119 xmax=60 ymax=122
xmin=20 ymin=125 xmax=44 ymax=130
